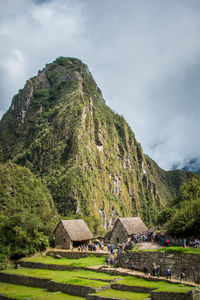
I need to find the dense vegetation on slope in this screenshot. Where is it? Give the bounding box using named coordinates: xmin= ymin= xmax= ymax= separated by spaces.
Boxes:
xmin=145 ymin=155 xmax=194 ymax=202
xmin=156 ymin=177 xmax=200 ymax=237
xmin=0 ymin=162 xmax=58 ymax=260
xmin=0 ymin=57 xmax=195 ymax=232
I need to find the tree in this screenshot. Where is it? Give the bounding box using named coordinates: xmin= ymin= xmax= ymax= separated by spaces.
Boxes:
xmin=157 ymin=177 xmax=200 ymax=237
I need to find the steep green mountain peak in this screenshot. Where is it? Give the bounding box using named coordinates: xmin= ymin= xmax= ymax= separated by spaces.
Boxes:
xmin=6 ymin=57 xmax=103 ymax=125
xmin=0 ymin=57 xmax=195 ymax=232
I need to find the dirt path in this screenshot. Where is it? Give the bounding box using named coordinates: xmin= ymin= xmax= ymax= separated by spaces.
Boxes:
xmin=137 ymin=242 xmax=163 ymax=250
xmin=89 ymin=266 xmax=200 ymax=288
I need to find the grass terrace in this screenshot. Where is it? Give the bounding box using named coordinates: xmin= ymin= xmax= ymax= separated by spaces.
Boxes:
xmin=22 ymin=254 xmax=106 ymax=267
xmin=132 ymin=246 xmax=200 ymax=254
xmin=4 ymin=268 xmax=118 ymax=288
xmin=155 ymin=247 xmax=200 ymax=254
xmin=118 ymin=276 xmax=193 ymax=293
xmin=3 ymin=267 xmax=193 ymax=293
xmin=94 ymin=288 xmax=150 ymax=299
xmin=0 ymin=282 xmax=84 ymax=299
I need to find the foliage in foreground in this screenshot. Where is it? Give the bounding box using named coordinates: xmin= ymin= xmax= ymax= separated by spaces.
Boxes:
xmin=0 ymin=162 xmax=59 ymax=260
xmin=156 ymin=177 xmax=200 ymax=237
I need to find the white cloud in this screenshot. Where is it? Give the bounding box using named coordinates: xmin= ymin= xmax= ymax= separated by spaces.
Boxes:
xmin=0 ymin=0 xmax=200 ymax=171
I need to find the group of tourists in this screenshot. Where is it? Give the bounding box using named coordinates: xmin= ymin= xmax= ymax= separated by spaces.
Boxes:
xmin=87 ymin=239 xmax=105 ymax=251
xmin=131 ymin=233 xmax=147 ymax=242
xmin=77 ymin=244 xmax=86 ymax=252
xmin=128 ymin=262 xmax=186 ymax=283
xmin=87 ymin=243 xmax=98 ymax=251
xmin=131 ymin=231 xmax=170 ymax=245
xmin=139 ymin=263 xmax=161 ymax=278
xmin=107 ymin=243 xmax=114 ymax=254
xmin=189 ymin=238 xmax=200 ymax=248
xmin=105 ymin=255 xmax=115 ymax=265
xmin=149 ymin=233 xmax=200 ymax=249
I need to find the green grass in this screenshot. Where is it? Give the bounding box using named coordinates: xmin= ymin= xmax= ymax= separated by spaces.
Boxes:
xmin=132 ymin=246 xmax=200 ymax=254
xmin=155 ymin=247 xmax=200 ymax=254
xmin=4 ymin=268 xmax=117 ymax=288
xmin=0 ymin=282 xmax=84 ymax=299
xmin=95 ymin=288 xmax=150 ymax=300
xmin=22 ymin=254 xmax=106 ymax=267
xmin=118 ymin=276 xmax=193 ymax=293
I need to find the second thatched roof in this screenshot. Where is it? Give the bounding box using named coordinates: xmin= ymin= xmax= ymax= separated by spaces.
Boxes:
xmin=58 ymin=219 xmax=93 ymax=241
xmin=118 ymin=217 xmax=148 ymax=235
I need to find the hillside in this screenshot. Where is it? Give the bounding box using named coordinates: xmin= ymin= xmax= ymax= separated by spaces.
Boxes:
xmin=0 ymin=57 xmax=195 ymax=230
xmin=0 ymin=162 xmax=58 ymax=258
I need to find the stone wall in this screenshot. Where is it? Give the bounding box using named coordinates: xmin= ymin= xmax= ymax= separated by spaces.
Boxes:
xmin=54 ymin=222 xmax=71 ymax=249
xmin=115 ymin=251 xmax=200 ymax=283
xmin=47 ymin=281 xmax=97 ymax=297
xmin=0 ymin=272 xmax=49 ymax=288
xmin=188 ymin=288 xmax=200 ymax=300
xmin=110 ymin=220 xmax=129 ymax=247
xmin=47 ymin=250 xmax=105 ymax=258
xmin=0 ymin=272 xmax=199 ymax=300
xmin=87 ymin=296 xmax=123 ymax=300
xmin=0 ymin=295 xmax=17 ymax=300
xmin=0 ymin=272 xmax=108 ymax=297
xmin=86 ymin=289 xmax=200 ymax=300
xmin=18 ymin=260 xmax=82 ymax=271
xmin=151 ymin=289 xmax=200 ymax=300
xmin=111 ymin=283 xmax=154 ymax=293
xmin=151 ymin=291 xmax=188 ymax=300
xmin=112 ymin=283 xmax=200 ymax=300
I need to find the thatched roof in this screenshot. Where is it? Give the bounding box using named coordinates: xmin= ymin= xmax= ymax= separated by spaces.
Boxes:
xmin=57 ymin=219 xmax=93 ymax=241
xmin=118 ymin=217 xmax=148 ymax=235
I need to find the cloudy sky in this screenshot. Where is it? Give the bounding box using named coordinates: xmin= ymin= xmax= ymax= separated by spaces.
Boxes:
xmin=0 ymin=0 xmax=200 ymax=170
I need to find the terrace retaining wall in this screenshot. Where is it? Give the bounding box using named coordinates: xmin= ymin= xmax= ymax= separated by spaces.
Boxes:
xmin=111 ymin=283 xmax=154 ymax=293
xmin=111 ymin=284 xmax=200 ymax=300
xmin=96 ymin=268 xmax=166 ymax=281
xmin=0 ymin=273 xmax=49 ymax=288
xmin=87 ymin=296 xmax=129 ymax=300
xmin=151 ymin=288 xmax=200 ymax=300
xmin=87 ymin=296 xmax=123 ymax=300
xmin=86 ymin=289 xmax=200 ymax=300
xmin=0 ymin=296 xmax=17 ymax=300
xmin=47 ymin=250 xmax=105 ymax=259
xmin=115 ymin=251 xmax=200 ymax=283
xmin=0 ymin=272 xmax=109 ymax=297
xmin=18 ymin=261 xmax=83 ymax=271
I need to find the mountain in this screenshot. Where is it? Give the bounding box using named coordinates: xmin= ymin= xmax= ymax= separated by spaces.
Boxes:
xmin=0 ymin=57 xmax=195 ymax=230
xmin=182 ymin=158 xmax=200 ymax=175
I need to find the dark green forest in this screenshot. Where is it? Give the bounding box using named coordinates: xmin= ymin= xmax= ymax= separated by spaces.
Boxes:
xmin=156 ymin=177 xmax=200 ymax=237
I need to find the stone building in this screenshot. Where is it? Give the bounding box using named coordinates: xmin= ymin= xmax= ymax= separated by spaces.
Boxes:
xmin=54 ymin=219 xmax=93 ymax=249
xmin=110 ymin=217 xmax=148 ymax=247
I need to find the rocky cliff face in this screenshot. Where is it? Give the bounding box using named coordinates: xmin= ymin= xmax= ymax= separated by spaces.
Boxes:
xmin=0 ymin=57 xmax=194 ymax=230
